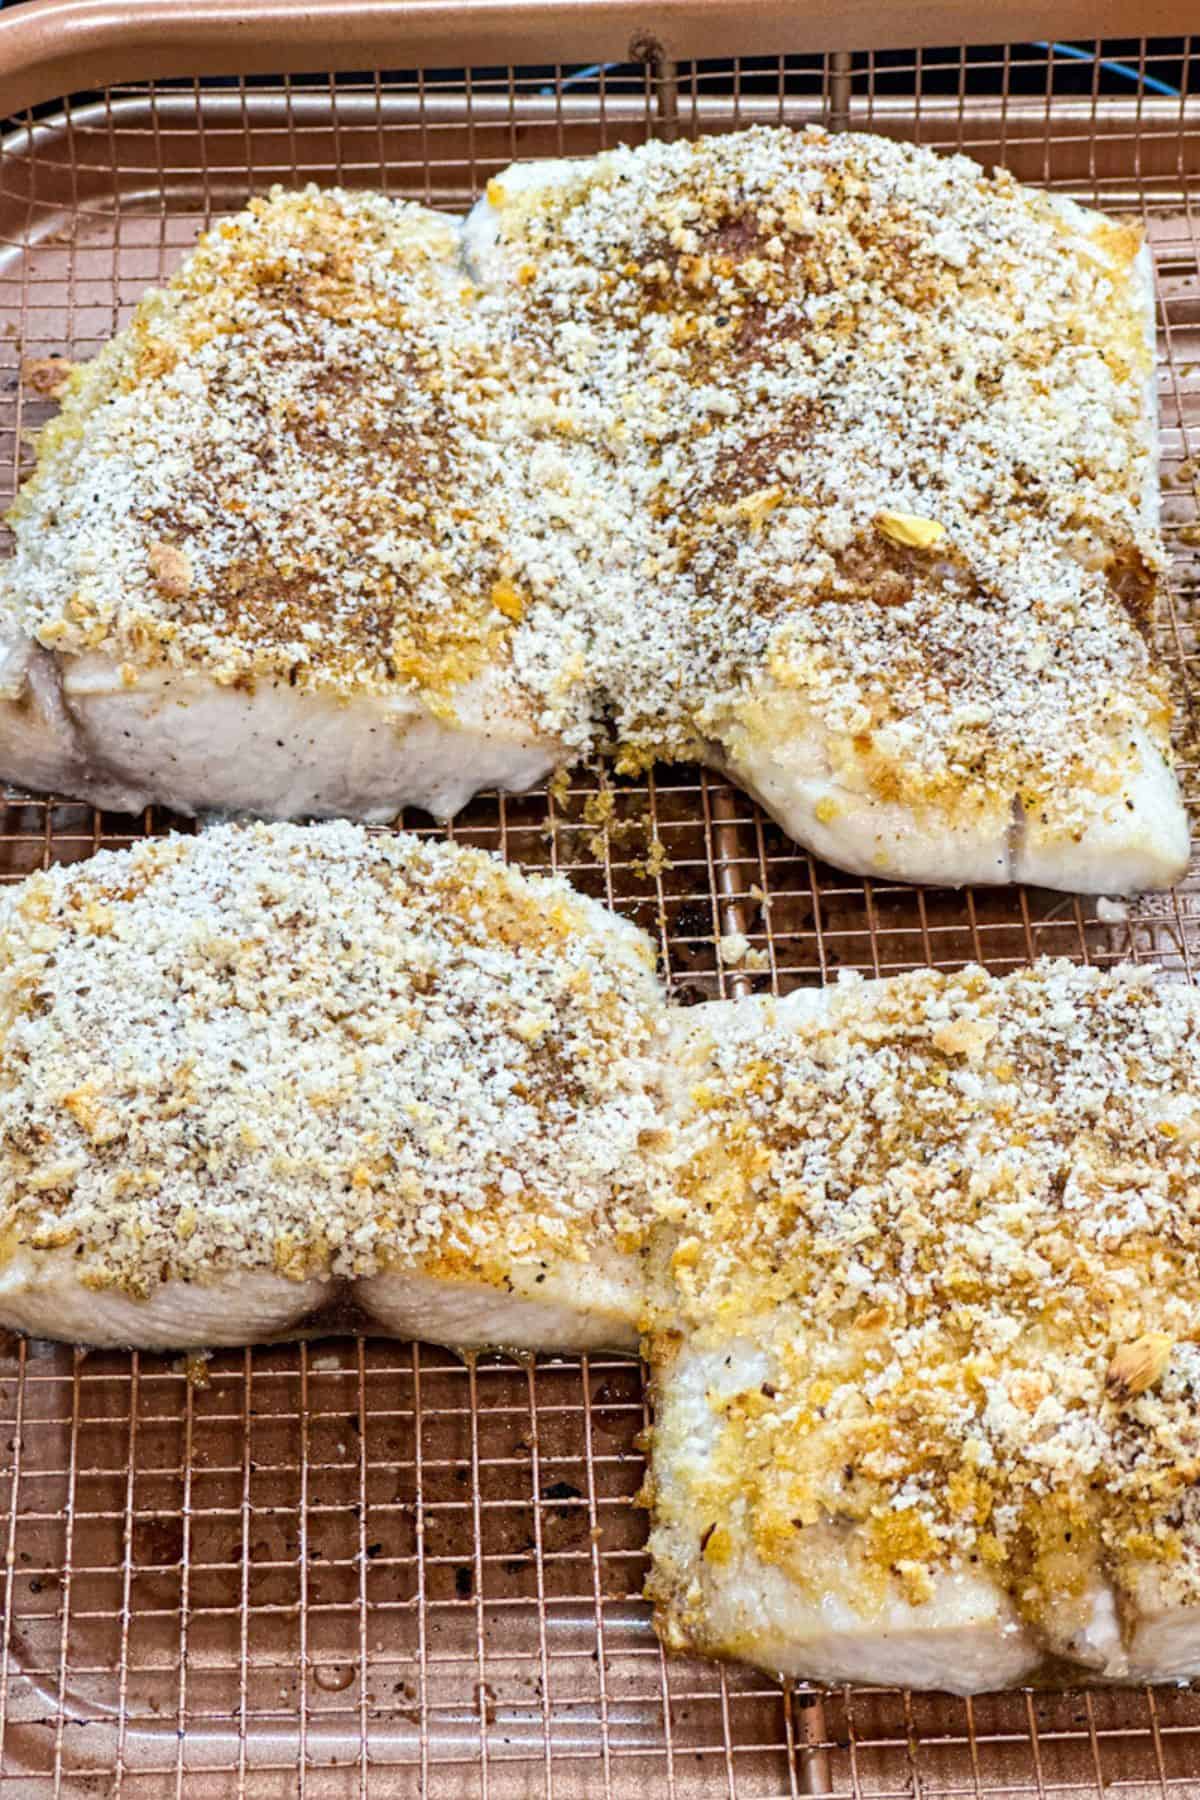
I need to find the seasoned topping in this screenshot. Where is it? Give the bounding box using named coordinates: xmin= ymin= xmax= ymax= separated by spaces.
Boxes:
xmin=0 ymin=821 xmax=669 ymax=1293
xmin=3 ymin=127 xmax=1170 ymax=832
xmin=487 ymin=126 xmax=1168 ymax=820
xmin=658 ymin=962 xmax=1200 ymax=1622
xmin=5 ymin=190 xmax=528 ymax=702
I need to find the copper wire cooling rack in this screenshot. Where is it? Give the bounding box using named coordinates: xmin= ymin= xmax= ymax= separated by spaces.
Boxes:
xmin=4 ymin=4 xmax=1200 ymax=1792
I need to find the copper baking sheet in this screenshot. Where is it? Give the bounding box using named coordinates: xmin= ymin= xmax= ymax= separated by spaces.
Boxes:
xmin=2 ymin=39 xmax=1200 ymax=1798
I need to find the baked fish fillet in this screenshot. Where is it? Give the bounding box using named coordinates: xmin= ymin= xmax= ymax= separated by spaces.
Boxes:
xmin=0 ymin=821 xmax=670 ymax=1350
xmin=469 ymin=128 xmax=1187 ymax=892
xmin=0 ymin=186 xmax=564 ymax=821
xmin=646 ymin=963 xmax=1200 ymax=1690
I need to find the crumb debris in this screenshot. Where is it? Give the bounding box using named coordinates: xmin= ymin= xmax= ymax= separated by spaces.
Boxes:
xmin=174 ymin=1351 xmax=212 ymax=1388
xmin=21 ymin=356 xmax=73 ymax=399
xmin=639 ymin=836 xmax=673 ymax=879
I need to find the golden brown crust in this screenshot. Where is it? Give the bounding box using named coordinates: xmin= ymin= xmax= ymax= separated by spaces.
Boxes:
xmin=8 ymin=190 xmax=521 ymax=707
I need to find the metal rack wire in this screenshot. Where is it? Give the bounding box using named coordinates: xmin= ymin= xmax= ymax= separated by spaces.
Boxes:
xmin=1 ymin=29 xmax=1200 ymax=1796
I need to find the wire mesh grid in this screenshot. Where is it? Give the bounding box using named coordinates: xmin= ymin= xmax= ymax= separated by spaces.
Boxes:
xmin=1 ymin=38 xmax=1200 ymax=1796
